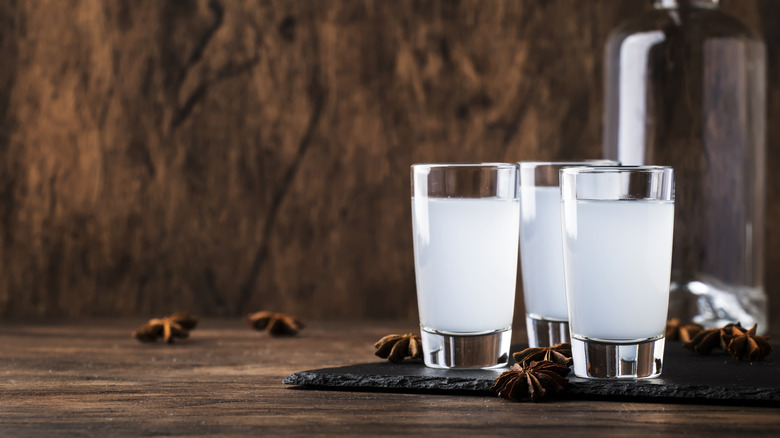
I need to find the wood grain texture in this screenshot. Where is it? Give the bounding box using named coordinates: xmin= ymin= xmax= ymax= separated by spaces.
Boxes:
xmin=0 ymin=0 xmax=777 ymax=323
xmin=0 ymin=319 xmax=778 ymax=436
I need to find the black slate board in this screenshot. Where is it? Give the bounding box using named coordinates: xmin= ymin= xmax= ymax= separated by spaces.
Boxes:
xmin=284 ymin=343 xmax=780 ymax=405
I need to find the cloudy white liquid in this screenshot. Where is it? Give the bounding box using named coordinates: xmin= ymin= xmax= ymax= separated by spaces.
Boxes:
xmin=562 ymin=199 xmax=674 ymax=341
xmin=412 ymin=197 xmax=520 ymax=333
xmin=519 ymin=186 xmax=568 ymax=321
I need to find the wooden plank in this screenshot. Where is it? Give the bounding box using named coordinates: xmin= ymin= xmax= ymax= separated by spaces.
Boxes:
xmin=0 ymin=320 xmax=778 ymax=436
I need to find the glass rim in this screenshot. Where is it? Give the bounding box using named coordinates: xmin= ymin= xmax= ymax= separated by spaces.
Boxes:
xmin=560 ymin=165 xmax=673 ymax=175
xmin=411 ymin=162 xmax=516 ymax=170
xmin=517 ymin=160 xmax=618 ymax=168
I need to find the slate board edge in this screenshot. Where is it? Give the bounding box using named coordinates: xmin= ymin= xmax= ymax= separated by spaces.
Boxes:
xmin=566 ymin=380 xmax=780 ymax=403
xmin=284 ymin=368 xmax=780 ymax=405
xmin=283 ymin=370 xmax=493 ymax=392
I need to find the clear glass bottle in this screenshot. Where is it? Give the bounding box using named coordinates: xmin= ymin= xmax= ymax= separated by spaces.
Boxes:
xmin=603 ymin=0 xmax=768 ymax=333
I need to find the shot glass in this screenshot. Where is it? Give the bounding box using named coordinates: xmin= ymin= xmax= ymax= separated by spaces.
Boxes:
xmin=411 ymin=163 xmax=520 ymax=369
xmin=518 ymin=161 xmax=618 ymax=347
xmin=560 ymin=166 xmax=674 ymax=378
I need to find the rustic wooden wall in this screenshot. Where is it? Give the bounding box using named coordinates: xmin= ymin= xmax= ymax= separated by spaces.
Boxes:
xmin=0 ymin=0 xmax=778 ymax=325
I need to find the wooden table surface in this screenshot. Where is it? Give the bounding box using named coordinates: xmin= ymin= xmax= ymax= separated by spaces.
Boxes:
xmin=1 ymin=319 xmax=778 ymax=437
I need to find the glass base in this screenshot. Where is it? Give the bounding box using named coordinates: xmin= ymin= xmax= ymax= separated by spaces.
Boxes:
xmin=571 ymin=335 xmax=665 ymax=379
xmin=420 ymin=327 xmax=511 ymax=369
xmin=525 ymin=315 xmax=570 ymax=348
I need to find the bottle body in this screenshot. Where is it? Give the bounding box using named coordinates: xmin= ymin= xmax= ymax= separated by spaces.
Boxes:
xmin=603 ymin=4 xmax=768 ymax=332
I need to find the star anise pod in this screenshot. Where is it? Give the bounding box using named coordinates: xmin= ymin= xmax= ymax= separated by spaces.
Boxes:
xmin=132 ymin=312 xmax=199 ymax=344
xmin=665 ymin=318 xmax=681 ymax=338
xmin=682 ymin=322 xmax=742 ymax=354
xmin=373 ymin=333 xmax=422 ymax=363
xmin=721 ymin=323 xmax=772 ymax=361
xmin=247 ymin=311 xmax=305 ymax=336
xmin=512 ymin=343 xmax=572 ymax=367
xmin=665 ymin=318 xmax=704 ymax=343
xmin=492 ymin=360 xmax=570 ymax=402
xmin=682 ymin=327 xmax=722 ymax=354
xmin=718 ymin=322 xmax=743 ymax=346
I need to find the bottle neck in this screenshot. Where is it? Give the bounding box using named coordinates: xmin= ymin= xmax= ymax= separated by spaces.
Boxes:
xmin=654 ymin=0 xmax=719 ymax=8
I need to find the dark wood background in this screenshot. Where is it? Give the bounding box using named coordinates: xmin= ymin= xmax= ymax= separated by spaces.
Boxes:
xmin=0 ymin=0 xmax=777 ymax=325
